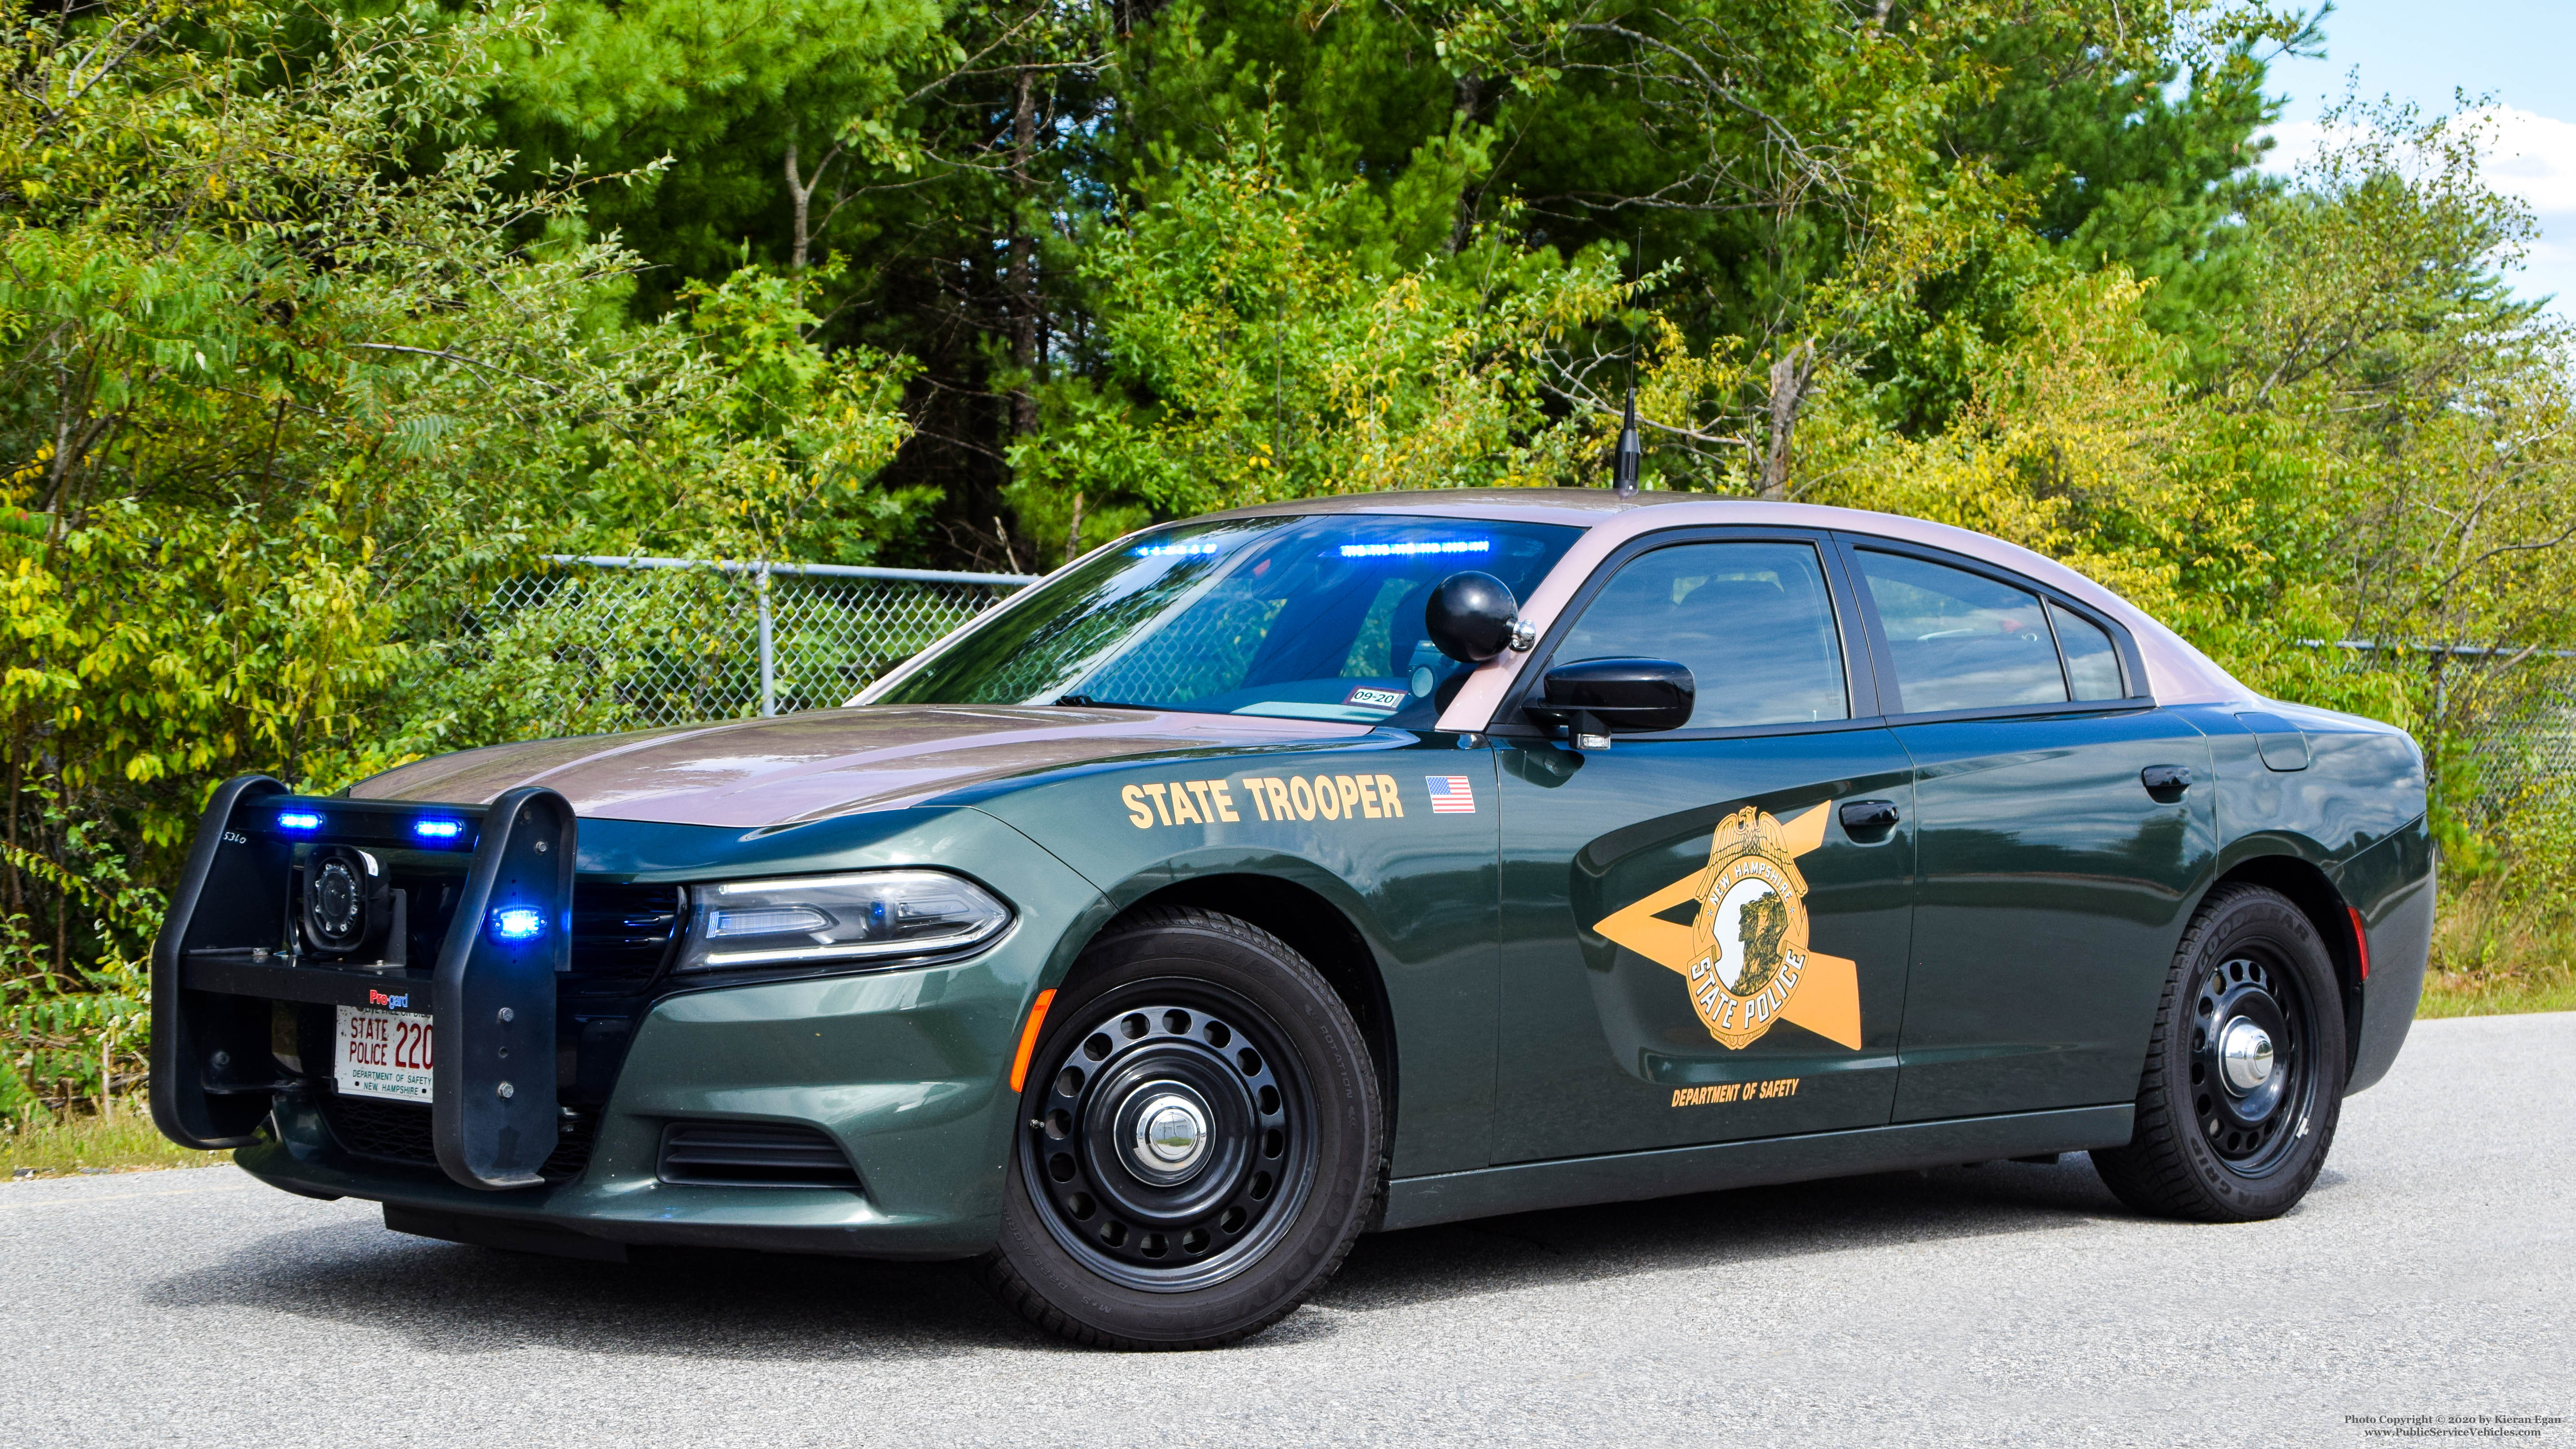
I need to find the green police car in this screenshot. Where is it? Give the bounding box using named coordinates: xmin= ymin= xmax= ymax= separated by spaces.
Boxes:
xmin=152 ymin=490 xmax=2433 ymax=1349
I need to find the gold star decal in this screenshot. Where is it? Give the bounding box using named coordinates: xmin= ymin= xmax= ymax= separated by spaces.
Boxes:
xmin=1588 ymin=803 xmax=1863 ymax=1051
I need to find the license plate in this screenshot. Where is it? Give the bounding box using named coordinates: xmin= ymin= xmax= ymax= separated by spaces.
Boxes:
xmin=335 ymin=1004 xmax=435 ymax=1103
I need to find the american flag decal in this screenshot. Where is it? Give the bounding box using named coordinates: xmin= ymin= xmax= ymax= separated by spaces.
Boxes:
xmin=1425 ymin=775 xmax=1477 ymax=814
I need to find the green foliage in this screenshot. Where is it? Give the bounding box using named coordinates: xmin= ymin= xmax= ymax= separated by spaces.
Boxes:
xmin=1003 ymin=109 xmax=1629 ymax=541
xmin=0 ymin=0 xmax=926 ymax=1085
xmin=480 ymin=0 xmax=948 ymax=304
xmin=0 ymin=816 xmax=161 ymax=1124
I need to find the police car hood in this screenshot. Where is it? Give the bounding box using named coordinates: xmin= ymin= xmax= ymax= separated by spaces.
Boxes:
xmin=347 ymin=706 xmax=1370 ymax=829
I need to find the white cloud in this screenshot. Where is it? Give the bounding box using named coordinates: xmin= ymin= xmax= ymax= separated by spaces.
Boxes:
xmin=2476 ymin=105 xmax=2576 ymax=216
xmin=2259 ymin=119 xmax=2332 ymax=178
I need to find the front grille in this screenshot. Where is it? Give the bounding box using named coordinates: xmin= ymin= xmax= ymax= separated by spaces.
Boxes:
xmin=570 ymin=882 xmax=682 ymax=983
xmin=658 ymin=1121 xmax=861 ymax=1189
xmin=319 ymin=1094 xmax=598 ymax=1182
xmin=321 ymin=1094 xmax=438 ymax=1166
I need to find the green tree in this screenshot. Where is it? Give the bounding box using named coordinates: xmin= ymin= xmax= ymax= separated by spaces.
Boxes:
xmin=0 ymin=0 xmax=922 ymax=1093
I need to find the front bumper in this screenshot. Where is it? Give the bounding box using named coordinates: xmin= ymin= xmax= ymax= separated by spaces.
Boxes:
xmin=230 ymin=807 xmax=1110 ymax=1260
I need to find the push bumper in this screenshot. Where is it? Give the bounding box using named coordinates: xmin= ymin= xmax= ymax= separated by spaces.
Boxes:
xmin=225 ymin=807 xmax=1111 ymax=1260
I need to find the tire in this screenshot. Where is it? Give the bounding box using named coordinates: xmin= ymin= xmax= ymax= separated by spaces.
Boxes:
xmin=2093 ymin=883 xmax=2349 ymax=1222
xmin=979 ymin=906 xmax=1383 ymax=1349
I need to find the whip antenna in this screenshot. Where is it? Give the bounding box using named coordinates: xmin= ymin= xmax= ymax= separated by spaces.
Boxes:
xmin=1612 ymin=228 xmax=1642 ymax=497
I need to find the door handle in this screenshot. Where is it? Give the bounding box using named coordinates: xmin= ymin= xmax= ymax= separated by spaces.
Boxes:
xmin=1839 ymin=798 xmax=1900 ymax=836
xmin=2140 ymin=764 xmax=2193 ymax=802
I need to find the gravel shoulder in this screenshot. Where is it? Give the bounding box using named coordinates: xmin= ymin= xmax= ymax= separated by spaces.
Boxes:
xmin=4 ymin=1013 xmax=2568 ymax=1448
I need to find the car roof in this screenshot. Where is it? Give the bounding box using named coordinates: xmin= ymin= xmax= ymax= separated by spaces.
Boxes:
xmin=1192 ymin=489 xmax=2251 ymax=715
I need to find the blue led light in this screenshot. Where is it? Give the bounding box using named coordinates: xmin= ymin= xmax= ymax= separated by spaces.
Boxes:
xmin=1132 ymin=542 xmax=1228 ymax=557
xmin=1337 ymin=539 xmax=1492 ymax=558
xmin=489 ymin=906 xmax=546 ymax=942
xmin=277 ymin=811 xmax=323 ymax=832
xmin=412 ymin=818 xmax=466 ymax=840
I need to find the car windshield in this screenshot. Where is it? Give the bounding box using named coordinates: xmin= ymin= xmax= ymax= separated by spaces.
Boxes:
xmin=875 ymin=514 xmax=1582 ymax=726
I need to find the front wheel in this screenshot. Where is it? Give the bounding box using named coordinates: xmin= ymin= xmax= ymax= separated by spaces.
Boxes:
xmin=980 ymin=907 xmax=1383 ymax=1349
xmin=2093 ymin=883 xmax=2349 ymax=1222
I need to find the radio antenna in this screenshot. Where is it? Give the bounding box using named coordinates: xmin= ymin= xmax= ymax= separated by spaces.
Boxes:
xmin=1612 ymin=228 xmax=1641 ymax=497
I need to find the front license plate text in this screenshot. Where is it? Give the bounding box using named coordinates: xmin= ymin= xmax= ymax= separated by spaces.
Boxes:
xmin=335 ymin=1004 xmax=434 ymax=1103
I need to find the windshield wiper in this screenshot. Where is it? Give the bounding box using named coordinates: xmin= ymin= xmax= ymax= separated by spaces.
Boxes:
xmin=1054 ymin=693 xmax=1144 ymax=709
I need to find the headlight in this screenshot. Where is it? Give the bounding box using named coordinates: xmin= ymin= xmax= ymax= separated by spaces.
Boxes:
xmin=675 ymin=870 xmax=1011 ymax=973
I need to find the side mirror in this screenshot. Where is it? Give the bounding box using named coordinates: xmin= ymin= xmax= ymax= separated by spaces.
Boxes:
xmin=1425 ymin=571 xmax=1531 ymax=664
xmin=1528 ymin=658 xmax=1695 ymax=746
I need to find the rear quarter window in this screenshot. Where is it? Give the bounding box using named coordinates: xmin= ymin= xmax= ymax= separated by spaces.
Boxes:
xmin=1854 ymin=551 xmax=2068 ymax=714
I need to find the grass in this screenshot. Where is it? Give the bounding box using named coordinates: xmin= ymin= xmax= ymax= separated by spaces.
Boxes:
xmin=2418 ymin=965 xmax=2576 ymax=1017
xmin=2419 ymin=875 xmax=2576 ymax=1019
xmin=2 ymin=1105 xmax=230 ymax=1180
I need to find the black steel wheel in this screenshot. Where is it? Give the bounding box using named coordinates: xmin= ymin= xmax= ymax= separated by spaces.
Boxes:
xmin=981 ymin=906 xmax=1381 ymax=1349
xmin=1024 ymin=990 xmax=1313 ymax=1290
xmin=2095 ymin=883 xmax=2349 ymax=1222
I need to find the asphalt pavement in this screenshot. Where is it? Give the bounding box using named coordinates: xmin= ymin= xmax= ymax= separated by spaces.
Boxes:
xmin=3 ymin=1012 xmax=2569 ymax=1448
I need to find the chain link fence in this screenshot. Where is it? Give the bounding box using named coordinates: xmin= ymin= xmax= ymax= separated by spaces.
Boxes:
xmin=468 ymin=556 xmax=1035 ymax=729
xmin=2468 ymin=694 xmax=2576 ymax=824
xmin=2306 ymin=639 xmax=2576 ymax=825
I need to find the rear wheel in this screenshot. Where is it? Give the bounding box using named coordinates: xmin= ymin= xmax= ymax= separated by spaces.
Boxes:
xmin=2094 ymin=883 xmax=2348 ymax=1222
xmin=980 ymin=907 xmax=1381 ymax=1349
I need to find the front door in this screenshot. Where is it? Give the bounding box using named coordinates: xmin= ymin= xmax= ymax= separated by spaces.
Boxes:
xmin=1835 ymin=543 xmax=2218 ymax=1122
xmin=1492 ymin=534 xmax=1917 ymax=1164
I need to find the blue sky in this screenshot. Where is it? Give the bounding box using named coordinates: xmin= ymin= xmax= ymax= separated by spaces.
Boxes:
xmin=2263 ymin=0 xmax=2576 ymax=314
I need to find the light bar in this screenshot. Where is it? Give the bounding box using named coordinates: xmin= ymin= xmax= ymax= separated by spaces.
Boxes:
xmin=277 ymin=811 xmax=323 ymax=832
xmin=412 ymin=818 xmax=467 ymax=841
xmin=1132 ymin=542 xmax=1228 ymax=557
xmin=1337 ymin=539 xmax=1492 ymax=558
xmin=488 ymin=906 xmax=547 ymax=942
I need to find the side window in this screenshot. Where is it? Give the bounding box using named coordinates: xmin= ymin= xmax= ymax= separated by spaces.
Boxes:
xmin=1854 ymin=551 xmax=2067 ymax=714
xmin=2048 ymin=601 xmax=2126 ymax=700
xmin=1553 ymin=541 xmax=1849 ymax=729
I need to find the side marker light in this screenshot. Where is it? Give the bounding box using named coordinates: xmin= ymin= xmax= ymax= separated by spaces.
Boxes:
xmin=2348 ymin=906 xmax=2371 ymax=981
xmin=1010 ymin=988 xmax=1058 ymax=1094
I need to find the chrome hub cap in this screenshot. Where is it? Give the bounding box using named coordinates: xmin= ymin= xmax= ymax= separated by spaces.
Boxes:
xmin=2219 ymin=1019 xmax=2275 ymax=1091
xmin=1126 ymin=1087 xmax=1212 ymax=1183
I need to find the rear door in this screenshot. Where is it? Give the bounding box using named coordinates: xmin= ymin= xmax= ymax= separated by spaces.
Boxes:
xmin=1491 ymin=531 xmax=1917 ymax=1163
xmin=1837 ymin=541 xmax=2217 ymax=1122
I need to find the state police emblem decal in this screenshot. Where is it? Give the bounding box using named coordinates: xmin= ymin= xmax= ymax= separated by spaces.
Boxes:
xmin=1590 ymin=802 xmax=1865 ymax=1052
xmin=1686 ymin=808 xmax=1812 ymax=1049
